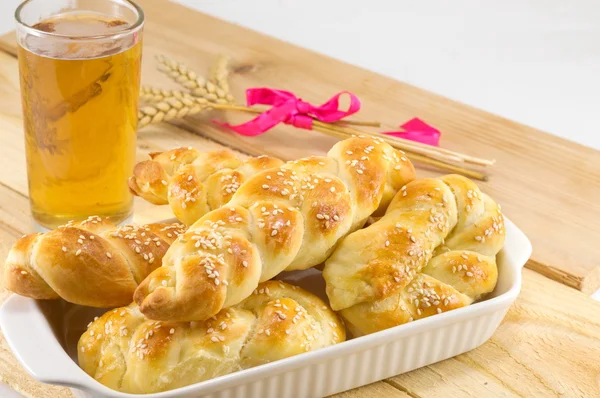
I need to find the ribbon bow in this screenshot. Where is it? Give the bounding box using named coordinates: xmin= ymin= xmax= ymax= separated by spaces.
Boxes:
xmin=222 ymin=88 xmax=361 ymax=136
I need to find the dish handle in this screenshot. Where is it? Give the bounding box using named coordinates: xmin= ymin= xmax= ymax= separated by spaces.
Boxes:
xmin=0 ymin=295 xmax=92 ymax=389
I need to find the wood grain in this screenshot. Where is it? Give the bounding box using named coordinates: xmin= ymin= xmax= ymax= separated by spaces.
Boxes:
xmin=332 ymin=382 xmax=409 ymax=398
xmin=4 ymin=0 xmax=598 ymax=292
xmin=391 ymin=268 xmax=600 ymax=397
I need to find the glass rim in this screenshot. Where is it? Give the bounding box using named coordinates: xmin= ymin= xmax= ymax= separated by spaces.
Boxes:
xmin=14 ymin=0 xmax=145 ymax=40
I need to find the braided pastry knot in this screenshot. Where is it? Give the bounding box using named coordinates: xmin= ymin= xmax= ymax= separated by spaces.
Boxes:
xmin=128 ymin=148 xmax=284 ymax=225
xmin=323 ymin=175 xmax=505 ymax=336
xmin=3 ymin=216 xmax=185 ymax=307
xmin=78 ymin=281 xmax=345 ymax=394
xmin=134 ymin=137 xmax=416 ymax=322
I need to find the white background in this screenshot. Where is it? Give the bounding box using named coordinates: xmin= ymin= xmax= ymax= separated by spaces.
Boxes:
xmin=0 ymin=0 xmax=599 ymax=396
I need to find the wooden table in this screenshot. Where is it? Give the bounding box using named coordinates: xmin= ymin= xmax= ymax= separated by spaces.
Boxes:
xmin=1 ymin=1 xmax=600 ymax=397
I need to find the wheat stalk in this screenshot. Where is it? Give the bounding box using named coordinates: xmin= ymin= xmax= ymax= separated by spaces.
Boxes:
xmin=140 ymin=86 xmax=194 ymax=103
xmin=155 ymin=55 xmax=233 ymax=104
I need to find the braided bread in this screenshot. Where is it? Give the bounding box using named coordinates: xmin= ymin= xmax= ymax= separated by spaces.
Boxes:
xmin=78 ymin=281 xmax=345 ymax=394
xmin=3 ymin=216 xmax=185 ymax=307
xmin=128 ymin=147 xmax=283 ymax=225
xmin=323 ymin=175 xmax=505 ymax=336
xmin=134 ymin=137 xmax=416 ymax=322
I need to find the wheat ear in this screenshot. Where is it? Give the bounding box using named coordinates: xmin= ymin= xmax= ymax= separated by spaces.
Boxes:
xmin=138 ymin=96 xmax=212 ymax=128
xmin=155 ymin=55 xmax=232 ymax=104
xmin=209 ymin=55 xmax=236 ymax=103
xmin=140 ymin=87 xmax=195 ymax=103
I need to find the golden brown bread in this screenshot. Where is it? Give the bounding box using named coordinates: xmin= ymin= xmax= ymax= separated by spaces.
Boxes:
xmin=134 ymin=137 xmax=416 ymax=322
xmin=128 ymin=148 xmax=283 ymax=225
xmin=323 ymin=175 xmax=505 ymax=336
xmin=3 ymin=216 xmax=185 ymax=307
xmin=78 ymin=280 xmax=345 ymax=394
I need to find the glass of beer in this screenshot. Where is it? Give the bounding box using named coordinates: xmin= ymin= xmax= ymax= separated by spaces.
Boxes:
xmin=15 ymin=0 xmax=144 ymax=229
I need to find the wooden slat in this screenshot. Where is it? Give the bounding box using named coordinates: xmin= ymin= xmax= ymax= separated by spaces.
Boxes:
xmin=5 ymin=0 xmax=599 ymax=292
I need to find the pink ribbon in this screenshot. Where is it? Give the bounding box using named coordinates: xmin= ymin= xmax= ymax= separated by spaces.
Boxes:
xmin=384 ymin=118 xmax=441 ymax=146
xmin=220 ymin=87 xmax=440 ymax=146
xmin=222 ymin=88 xmax=361 ymax=136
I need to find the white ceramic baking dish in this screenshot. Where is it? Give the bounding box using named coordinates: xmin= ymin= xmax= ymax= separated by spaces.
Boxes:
xmin=0 ymin=218 xmax=531 ymax=398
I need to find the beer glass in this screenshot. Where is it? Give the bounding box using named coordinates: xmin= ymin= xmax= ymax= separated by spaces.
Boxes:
xmin=15 ymin=0 xmax=144 ymax=228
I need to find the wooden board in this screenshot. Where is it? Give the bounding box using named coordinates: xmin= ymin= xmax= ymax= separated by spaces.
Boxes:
xmin=1 ymin=2 xmax=600 ymax=396
xmin=3 ymin=0 xmax=599 ymax=293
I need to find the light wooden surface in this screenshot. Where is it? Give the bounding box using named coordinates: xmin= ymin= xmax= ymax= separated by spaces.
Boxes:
xmin=0 ymin=1 xmax=600 ymax=396
xmin=4 ymin=0 xmax=600 ymax=293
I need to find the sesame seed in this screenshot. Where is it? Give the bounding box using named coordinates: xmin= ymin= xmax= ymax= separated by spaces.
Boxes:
xmin=271 ymin=229 xmax=278 ymax=236
xmin=330 ymin=187 xmax=336 ymax=192
xmin=170 ymin=328 xmax=175 ymax=334
xmin=106 ymin=252 xmax=112 ymax=258
xmin=466 ymin=271 xmax=474 ymax=277
xmin=187 ymin=175 xmax=194 ymax=181
xmin=410 ymin=236 xmax=417 ymax=243
xmin=394 ymin=165 xmax=402 ymax=170
xmin=20 ymin=270 xmax=27 ymax=275
xmin=161 ymin=180 xmax=168 ymax=185
xmin=385 ymin=240 xmax=390 ymax=247
xmin=242 ymin=261 xmax=248 ymax=267
xmin=437 ymin=308 xmax=443 ymax=314
xmin=75 ymin=249 xmax=82 ymax=256
xmin=62 ymin=246 xmax=67 ymax=252
xmin=356 ymin=169 xmax=364 ymax=174
xmin=77 ymin=239 xmax=83 ymax=244
xmin=211 ymin=336 xmax=219 ymax=343
xmin=262 ymin=184 xmax=269 ymax=189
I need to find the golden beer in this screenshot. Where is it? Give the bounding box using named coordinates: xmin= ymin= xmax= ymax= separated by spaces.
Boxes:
xmin=16 ymin=1 xmax=144 ymax=228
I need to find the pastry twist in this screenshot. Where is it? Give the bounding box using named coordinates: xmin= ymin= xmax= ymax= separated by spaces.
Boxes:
xmin=128 ymin=147 xmax=283 ymax=225
xmin=3 ymin=216 xmax=185 ymax=307
xmin=78 ymin=281 xmax=345 ymax=394
xmin=323 ymin=175 xmax=505 ymax=336
xmin=134 ymin=137 xmax=416 ymax=321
